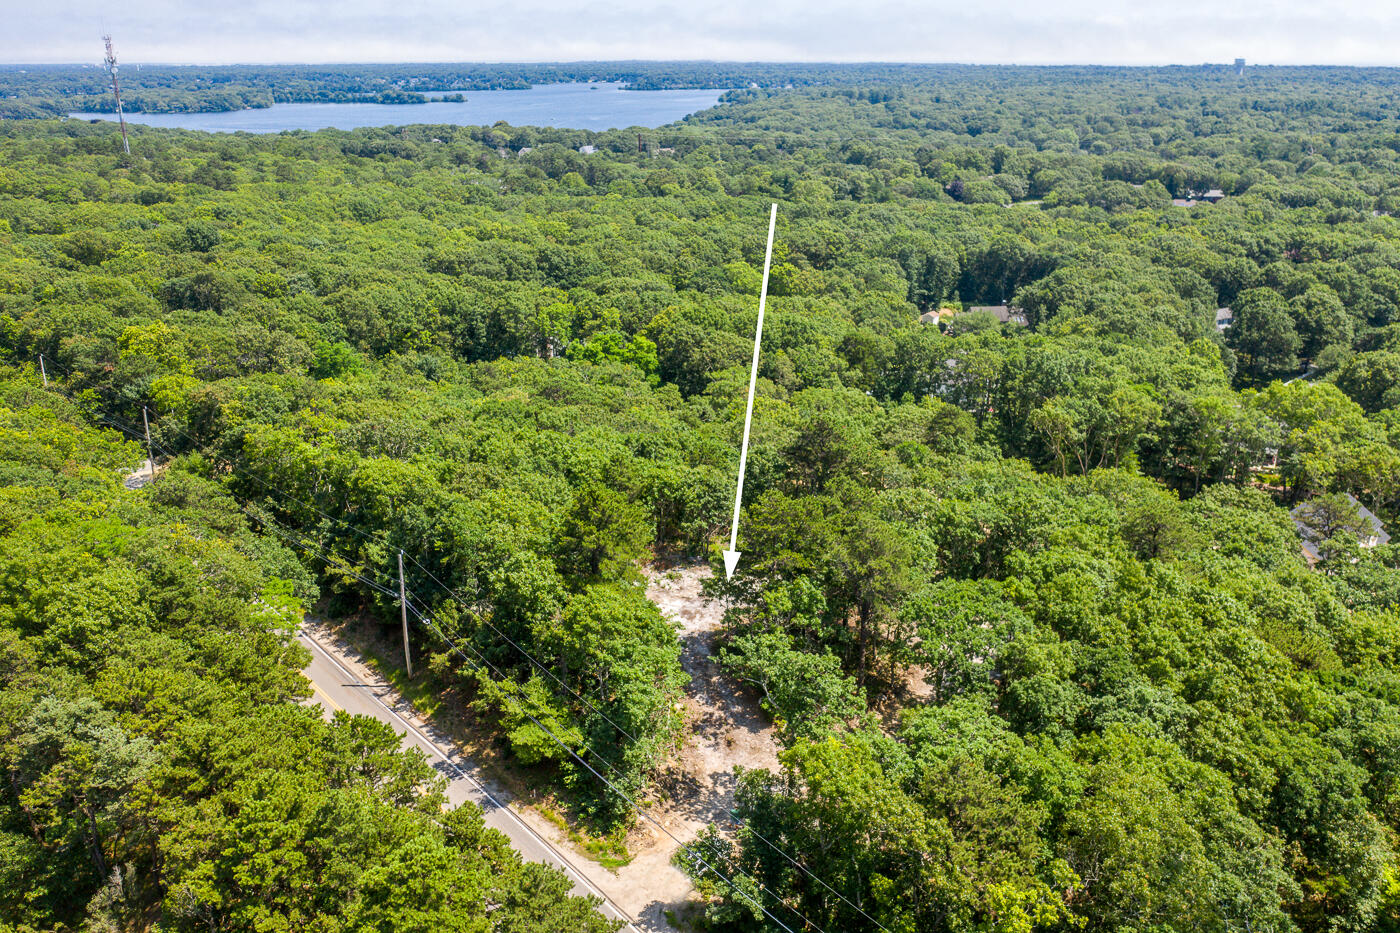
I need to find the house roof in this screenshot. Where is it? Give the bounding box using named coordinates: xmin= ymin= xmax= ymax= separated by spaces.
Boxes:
xmin=919 ymin=307 xmax=959 ymax=325
xmin=966 ymin=305 xmax=1028 ymax=325
xmin=1357 ymin=500 xmax=1391 ymax=545
xmin=1292 ymin=493 xmax=1391 ymax=561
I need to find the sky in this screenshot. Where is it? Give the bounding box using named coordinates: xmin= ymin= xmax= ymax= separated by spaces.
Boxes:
xmin=7 ymin=0 xmax=1400 ymax=65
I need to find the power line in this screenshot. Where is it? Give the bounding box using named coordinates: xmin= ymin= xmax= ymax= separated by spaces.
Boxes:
xmin=31 ymin=358 xmax=887 ymax=933
xmin=238 ymin=468 xmax=833 ymax=929
xmin=36 ymin=355 xmax=654 ymax=761
xmin=33 ymin=355 xmax=885 ymax=932
xmin=243 ymin=505 xmax=401 ymax=599
xmin=124 ymin=452 xmax=816 ymax=933
xmin=231 ymin=490 xmax=816 ymax=933
xmin=402 ymin=549 xmax=893 ymax=931
xmin=408 ymin=603 xmax=816 ymax=933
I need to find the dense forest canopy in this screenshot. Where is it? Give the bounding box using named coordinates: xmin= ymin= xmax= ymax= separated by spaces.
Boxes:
xmin=4 ymin=63 xmax=1400 ymax=931
xmin=0 ymin=374 xmax=622 ymax=932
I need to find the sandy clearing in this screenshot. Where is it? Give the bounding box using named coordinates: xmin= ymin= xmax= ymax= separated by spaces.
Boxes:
xmin=305 ymin=561 xmax=781 ymax=932
xmin=620 ymin=560 xmax=782 ymax=929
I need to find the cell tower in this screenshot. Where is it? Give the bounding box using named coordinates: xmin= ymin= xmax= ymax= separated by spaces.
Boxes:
xmin=102 ymin=35 xmax=131 ymax=154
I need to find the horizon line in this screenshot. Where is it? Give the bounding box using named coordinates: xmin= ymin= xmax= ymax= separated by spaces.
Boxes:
xmin=6 ymin=58 xmax=1400 ymax=69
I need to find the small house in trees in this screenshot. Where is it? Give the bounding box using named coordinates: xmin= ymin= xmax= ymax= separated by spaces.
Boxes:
xmin=1174 ymin=190 xmax=1225 ymax=206
xmin=919 ymin=307 xmax=958 ymax=326
xmin=578 ymin=145 xmax=598 ymax=154
xmin=967 ymin=305 xmax=1028 ymax=326
xmin=1292 ymin=493 xmax=1391 ymax=562
xmin=1215 ymin=308 xmax=1234 ymax=331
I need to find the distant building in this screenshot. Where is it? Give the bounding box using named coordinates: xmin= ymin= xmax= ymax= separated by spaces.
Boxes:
xmin=1174 ymin=189 xmax=1225 ymax=206
xmin=578 ymin=145 xmax=597 ymax=155
xmin=1215 ymin=308 xmax=1234 ymax=331
xmin=1235 ymin=58 xmax=1246 ymax=76
xmin=517 ymin=147 xmax=533 ymax=155
xmin=966 ymin=305 xmax=1028 ymax=326
xmin=1293 ymin=493 xmax=1391 ymax=563
xmin=919 ymin=307 xmax=958 ymax=326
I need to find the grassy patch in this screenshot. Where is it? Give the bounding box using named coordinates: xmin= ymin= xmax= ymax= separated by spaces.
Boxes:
xmin=357 ymin=649 xmax=444 ymax=718
xmin=537 ymin=800 xmax=633 ymax=870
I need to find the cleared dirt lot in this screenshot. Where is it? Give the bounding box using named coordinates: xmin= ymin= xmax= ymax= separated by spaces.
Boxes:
xmin=626 ymin=561 xmax=782 ymax=929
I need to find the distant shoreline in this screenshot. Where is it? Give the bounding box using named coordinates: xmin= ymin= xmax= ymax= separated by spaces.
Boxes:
xmin=65 ymin=83 xmax=726 ymax=133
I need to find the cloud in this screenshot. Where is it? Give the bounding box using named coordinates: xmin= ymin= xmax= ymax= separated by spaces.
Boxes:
xmin=8 ymin=0 xmax=1400 ymax=64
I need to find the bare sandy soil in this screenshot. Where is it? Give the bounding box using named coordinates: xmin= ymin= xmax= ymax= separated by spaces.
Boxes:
xmin=622 ymin=561 xmax=783 ymax=929
xmin=311 ymin=561 xmax=781 ymax=931
xmin=122 ymin=459 xmax=165 ymax=489
xmin=647 ymin=562 xmax=782 ymax=803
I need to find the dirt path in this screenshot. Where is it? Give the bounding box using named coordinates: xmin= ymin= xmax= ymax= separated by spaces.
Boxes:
xmin=123 ymin=458 xmax=159 ymax=489
xmin=648 ymin=563 xmax=781 ymax=815
xmin=306 ymin=563 xmax=780 ymax=932
xmin=623 ymin=561 xmax=782 ymax=929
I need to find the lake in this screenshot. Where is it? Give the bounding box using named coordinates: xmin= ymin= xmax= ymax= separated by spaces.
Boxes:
xmin=69 ymin=82 xmax=726 ymax=134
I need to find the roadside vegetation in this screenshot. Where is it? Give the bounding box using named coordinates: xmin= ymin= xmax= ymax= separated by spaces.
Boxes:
xmin=0 ymin=374 xmax=621 ymax=931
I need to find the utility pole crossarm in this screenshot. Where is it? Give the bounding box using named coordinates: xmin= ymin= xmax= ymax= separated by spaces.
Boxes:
xmin=723 ymin=202 xmax=778 ymax=580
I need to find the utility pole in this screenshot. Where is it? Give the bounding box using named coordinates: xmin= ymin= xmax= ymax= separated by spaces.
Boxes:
xmin=398 ymin=550 xmax=413 ymax=677
xmin=102 ymin=35 xmax=131 ymax=155
xmin=141 ymin=405 xmax=155 ymax=482
xmin=38 ymin=354 xmax=47 ymax=388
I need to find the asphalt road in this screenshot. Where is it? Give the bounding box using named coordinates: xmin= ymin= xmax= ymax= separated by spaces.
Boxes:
xmin=298 ymin=630 xmax=637 ymax=932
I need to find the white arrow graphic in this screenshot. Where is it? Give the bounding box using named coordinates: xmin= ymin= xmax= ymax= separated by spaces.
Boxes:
xmin=723 ymin=202 xmax=779 ymax=580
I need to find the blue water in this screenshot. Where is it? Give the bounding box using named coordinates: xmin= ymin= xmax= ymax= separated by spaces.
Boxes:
xmin=70 ymin=82 xmax=726 ymax=133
